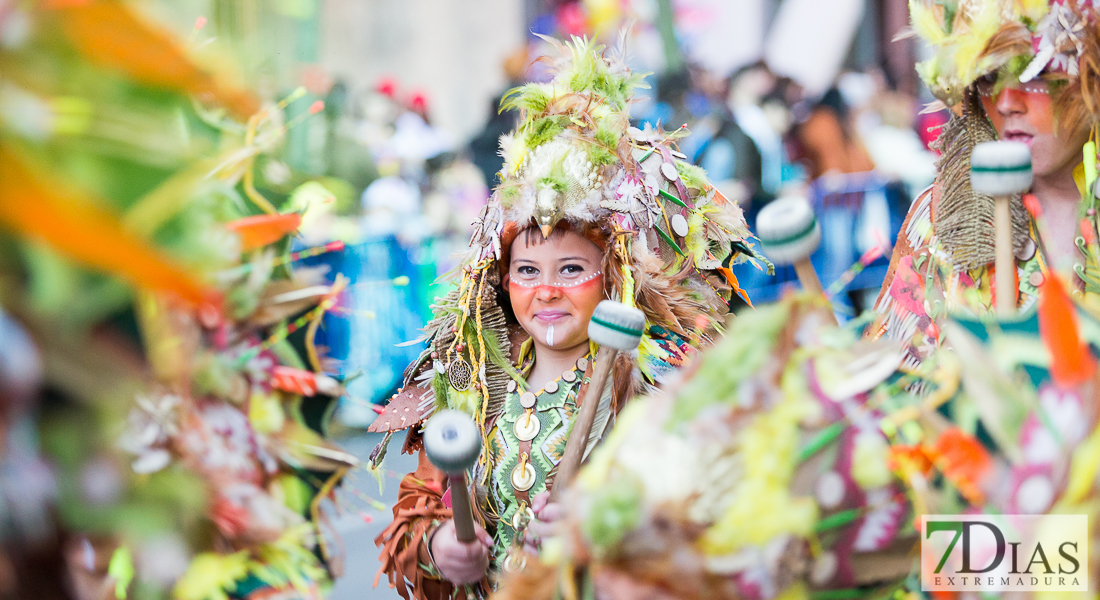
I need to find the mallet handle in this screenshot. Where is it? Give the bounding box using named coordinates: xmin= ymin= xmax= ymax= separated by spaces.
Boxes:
xmin=550 ymin=345 xmax=616 ymax=502
xmin=995 ymin=196 xmax=1014 ymax=316
xmin=794 ymin=258 xmax=838 ymax=325
xmin=794 ymin=258 xmax=824 ymax=296
xmin=448 ymin=472 xmax=477 ymax=543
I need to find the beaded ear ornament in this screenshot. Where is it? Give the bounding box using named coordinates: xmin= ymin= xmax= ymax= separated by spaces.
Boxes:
xmin=420 ymin=260 xmax=523 ymax=447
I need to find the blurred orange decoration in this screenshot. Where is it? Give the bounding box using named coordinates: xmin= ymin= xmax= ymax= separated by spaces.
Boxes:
xmin=225 ymin=213 xmax=304 ymax=252
xmin=932 ymin=428 xmax=992 ymax=504
xmin=0 ymin=148 xmax=216 ymax=307
xmin=886 ymin=443 xmax=935 ymax=479
xmin=45 ymin=0 xmax=260 ymax=120
xmin=1038 ymin=272 xmax=1096 ymax=387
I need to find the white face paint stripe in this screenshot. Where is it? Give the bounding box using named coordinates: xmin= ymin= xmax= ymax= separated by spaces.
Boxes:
xmin=546 ymin=324 xmax=555 ymax=347
xmin=509 ymin=270 xmax=603 ymax=289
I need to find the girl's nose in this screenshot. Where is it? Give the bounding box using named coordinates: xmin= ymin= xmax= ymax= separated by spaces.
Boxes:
xmin=534 ymin=285 xmax=562 ymax=301
xmin=996 ymin=86 xmax=1028 ymax=117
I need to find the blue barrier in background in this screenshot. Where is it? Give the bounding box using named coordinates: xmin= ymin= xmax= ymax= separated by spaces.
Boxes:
xmin=729 ymin=172 xmax=910 ymax=318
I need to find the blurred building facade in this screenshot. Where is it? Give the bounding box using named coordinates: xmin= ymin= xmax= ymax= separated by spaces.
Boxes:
xmin=319 ymin=0 xmax=524 ymax=142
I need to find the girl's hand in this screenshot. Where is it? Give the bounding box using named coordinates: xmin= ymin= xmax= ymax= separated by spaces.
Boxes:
xmin=523 ymin=491 xmax=564 ymax=554
xmin=429 ymin=519 xmax=492 ymax=585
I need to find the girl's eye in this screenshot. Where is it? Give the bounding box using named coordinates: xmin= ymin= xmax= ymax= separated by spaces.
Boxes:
xmin=976 ymin=73 xmax=998 ymax=96
xmin=517 ymin=266 xmax=538 ymax=277
xmin=560 ymin=264 xmax=584 ymax=276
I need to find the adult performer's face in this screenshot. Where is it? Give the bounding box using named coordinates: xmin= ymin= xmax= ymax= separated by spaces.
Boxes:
xmin=503 ymin=227 xmax=605 ymax=354
xmin=979 ymin=76 xmax=1089 ymax=179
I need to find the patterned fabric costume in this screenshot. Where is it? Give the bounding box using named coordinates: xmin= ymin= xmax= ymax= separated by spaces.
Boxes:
xmin=368 ymin=36 xmax=766 ymax=600
xmin=872 ymin=0 xmax=1100 ymax=365
xmin=495 ymin=286 xmax=1100 ymax=600
xmin=494 ymin=296 xmax=916 ymax=600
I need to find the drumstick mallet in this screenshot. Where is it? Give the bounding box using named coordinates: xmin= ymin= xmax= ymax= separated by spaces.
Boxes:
xmin=970 ymin=141 xmax=1033 ymax=317
xmin=550 ymin=300 xmax=646 ymax=502
xmin=423 ymin=409 xmax=483 ymax=543
xmin=756 ymin=194 xmax=835 ymax=323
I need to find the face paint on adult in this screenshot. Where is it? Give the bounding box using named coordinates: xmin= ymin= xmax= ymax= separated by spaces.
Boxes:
xmin=978 ymin=76 xmax=1089 ymax=180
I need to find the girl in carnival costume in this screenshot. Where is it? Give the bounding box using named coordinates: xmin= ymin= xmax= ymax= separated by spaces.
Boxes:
xmin=369 ymin=35 xmax=766 ymax=599
xmin=873 ymin=0 xmax=1100 ymax=368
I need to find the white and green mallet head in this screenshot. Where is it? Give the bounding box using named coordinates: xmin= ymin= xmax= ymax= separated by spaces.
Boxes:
xmin=970 ymin=141 xmax=1032 ymax=196
xmin=755 ymin=194 xmax=821 ymax=266
xmin=588 ymin=301 xmax=646 ymax=351
xmin=423 ymin=409 xmax=482 ymax=474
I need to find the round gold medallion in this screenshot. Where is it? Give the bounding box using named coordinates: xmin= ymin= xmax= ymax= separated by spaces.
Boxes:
xmin=503 ymin=552 xmax=527 ymax=572
xmin=511 ymin=506 xmax=535 ymax=530
xmin=511 ymin=463 xmax=537 ymax=492
xmin=514 ymin=412 xmax=540 ymax=441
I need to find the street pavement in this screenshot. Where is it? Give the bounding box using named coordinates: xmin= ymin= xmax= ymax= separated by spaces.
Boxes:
xmin=329 ymin=431 xmax=418 ymax=600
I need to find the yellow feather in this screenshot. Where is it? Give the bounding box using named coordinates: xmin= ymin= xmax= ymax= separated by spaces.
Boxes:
xmin=1015 ymin=0 xmax=1050 ymax=23
xmin=910 ymin=0 xmax=947 ymax=44
xmin=954 ymin=1 xmax=1004 ymax=80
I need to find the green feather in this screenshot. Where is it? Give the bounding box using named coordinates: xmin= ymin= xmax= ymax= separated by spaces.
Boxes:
xmin=671 ymin=302 xmax=790 ymax=425
xmin=500 ymin=185 xmax=521 ymax=205
xmin=432 ymin=371 xmax=449 ymax=411
xmin=593 ymin=126 xmax=618 ymax=149
xmin=587 ymin=144 xmax=616 ymax=167
xmin=524 ymin=116 xmax=568 ymax=149
xmin=501 ymin=84 xmax=553 ymax=114
xmin=675 ymin=161 xmax=709 ymax=191
xmin=538 ymin=171 xmax=568 ymax=194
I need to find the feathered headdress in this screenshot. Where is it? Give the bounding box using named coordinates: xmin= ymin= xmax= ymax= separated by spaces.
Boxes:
xmin=369 ymin=35 xmax=767 ymax=460
xmin=908 ymin=0 xmax=1100 ymax=127
xmin=457 ymin=35 xmax=767 ymax=414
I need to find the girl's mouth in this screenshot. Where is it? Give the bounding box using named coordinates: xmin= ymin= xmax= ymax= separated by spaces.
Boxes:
xmin=1003 ymin=130 xmax=1034 ymax=147
xmin=534 ymin=310 xmax=571 ymax=323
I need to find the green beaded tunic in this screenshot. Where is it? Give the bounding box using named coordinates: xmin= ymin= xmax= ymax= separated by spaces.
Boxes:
xmin=485 ymin=351 xmax=592 ymax=567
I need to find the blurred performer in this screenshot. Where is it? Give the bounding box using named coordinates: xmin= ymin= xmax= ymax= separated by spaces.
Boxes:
xmin=872 ymin=0 xmax=1100 ymax=368
xmin=796 ymin=87 xmax=876 ymax=180
xmin=368 ymin=36 xmax=765 ymax=599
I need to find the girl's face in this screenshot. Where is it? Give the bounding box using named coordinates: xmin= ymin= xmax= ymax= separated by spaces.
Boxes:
xmin=978 ymin=76 xmax=1089 ymax=178
xmin=503 ymin=228 xmax=605 ymax=354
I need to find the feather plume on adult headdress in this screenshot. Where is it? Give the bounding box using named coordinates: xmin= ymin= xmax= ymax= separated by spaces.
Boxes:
xmin=907 ymin=0 xmax=1100 ymax=117
xmin=907 ymin=0 xmax=1033 ymax=106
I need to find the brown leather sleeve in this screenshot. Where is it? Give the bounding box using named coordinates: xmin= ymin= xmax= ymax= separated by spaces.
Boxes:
xmin=374 ymin=449 xmax=487 ymax=599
